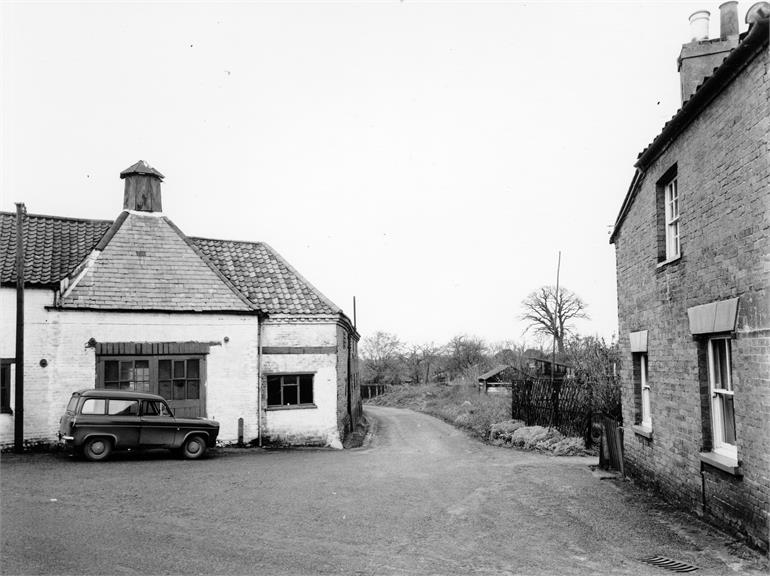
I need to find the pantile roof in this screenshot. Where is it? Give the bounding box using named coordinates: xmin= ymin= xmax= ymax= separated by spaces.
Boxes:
xmin=0 ymin=210 xmax=340 ymax=317
xmin=0 ymin=212 xmax=112 ymax=285
xmin=190 ymin=237 xmax=340 ymax=316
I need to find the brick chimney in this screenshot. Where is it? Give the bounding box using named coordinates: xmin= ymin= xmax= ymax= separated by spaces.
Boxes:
xmin=120 ymin=160 xmax=164 ymax=212
xmin=678 ymin=3 xmax=741 ymax=103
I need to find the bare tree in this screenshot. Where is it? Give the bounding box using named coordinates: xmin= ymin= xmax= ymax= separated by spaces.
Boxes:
xmin=360 ymin=331 xmax=403 ymax=385
xmin=446 ymin=335 xmax=487 ymax=381
xmin=519 ymin=286 xmax=588 ymax=354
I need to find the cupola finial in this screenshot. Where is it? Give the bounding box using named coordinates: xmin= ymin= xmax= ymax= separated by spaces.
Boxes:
xmin=120 ymin=160 xmax=164 ymax=212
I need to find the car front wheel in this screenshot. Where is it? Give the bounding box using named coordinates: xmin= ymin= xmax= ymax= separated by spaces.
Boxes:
xmin=181 ymin=435 xmax=207 ymax=459
xmin=83 ymin=437 xmax=112 ymax=461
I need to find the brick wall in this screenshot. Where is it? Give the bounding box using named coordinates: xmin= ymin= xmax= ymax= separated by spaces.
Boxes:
xmin=612 ymin=47 xmax=769 ymax=551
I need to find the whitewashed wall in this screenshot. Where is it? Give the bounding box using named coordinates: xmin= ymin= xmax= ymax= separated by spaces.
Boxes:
xmin=0 ymin=287 xmax=261 ymax=445
xmin=261 ymin=319 xmax=341 ymax=446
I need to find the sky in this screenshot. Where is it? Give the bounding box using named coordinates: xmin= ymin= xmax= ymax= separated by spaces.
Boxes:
xmin=0 ymin=1 xmax=747 ymax=347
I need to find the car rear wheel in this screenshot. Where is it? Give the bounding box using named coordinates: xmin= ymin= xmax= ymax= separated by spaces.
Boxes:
xmin=181 ymin=435 xmax=207 ymax=459
xmin=83 ymin=437 xmax=112 ymax=461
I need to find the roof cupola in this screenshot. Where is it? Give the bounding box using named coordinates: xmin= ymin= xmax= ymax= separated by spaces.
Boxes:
xmin=120 ymin=160 xmax=164 ymax=212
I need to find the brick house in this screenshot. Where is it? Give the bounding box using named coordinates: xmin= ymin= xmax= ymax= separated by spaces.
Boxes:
xmin=610 ymin=3 xmax=769 ymax=551
xmin=0 ymin=160 xmax=362 ymax=448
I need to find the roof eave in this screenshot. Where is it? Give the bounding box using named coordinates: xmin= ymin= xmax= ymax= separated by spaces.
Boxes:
xmin=610 ymin=16 xmax=769 ymax=244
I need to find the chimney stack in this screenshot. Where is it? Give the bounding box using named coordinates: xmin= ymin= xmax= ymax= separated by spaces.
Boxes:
xmin=678 ymin=4 xmax=741 ymax=103
xmin=120 ymin=160 xmax=164 ymax=212
xmin=689 ymin=10 xmax=711 ymax=40
xmin=719 ymin=1 xmax=740 ymax=37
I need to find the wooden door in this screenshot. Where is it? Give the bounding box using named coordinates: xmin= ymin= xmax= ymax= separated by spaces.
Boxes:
xmin=157 ymin=358 xmax=204 ymax=418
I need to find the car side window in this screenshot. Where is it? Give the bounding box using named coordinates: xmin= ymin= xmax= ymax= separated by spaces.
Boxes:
xmin=81 ymin=399 xmax=106 ymax=415
xmin=142 ymin=400 xmax=172 ymax=417
xmin=142 ymin=400 xmax=160 ymax=416
xmin=108 ymin=400 xmax=139 ymax=416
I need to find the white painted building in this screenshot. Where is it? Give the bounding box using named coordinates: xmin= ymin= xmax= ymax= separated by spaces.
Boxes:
xmin=0 ymin=161 xmax=361 ymax=448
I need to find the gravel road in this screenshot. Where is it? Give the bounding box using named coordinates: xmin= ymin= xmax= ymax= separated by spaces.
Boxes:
xmin=1 ymin=405 xmax=766 ymax=575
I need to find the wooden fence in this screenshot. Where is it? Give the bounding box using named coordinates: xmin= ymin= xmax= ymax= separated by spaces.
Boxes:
xmin=510 ymin=377 xmax=594 ymax=444
xmin=362 ymin=384 xmax=388 ymax=400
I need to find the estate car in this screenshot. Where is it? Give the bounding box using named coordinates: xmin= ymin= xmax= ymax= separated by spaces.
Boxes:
xmin=58 ymin=389 xmax=219 ymax=461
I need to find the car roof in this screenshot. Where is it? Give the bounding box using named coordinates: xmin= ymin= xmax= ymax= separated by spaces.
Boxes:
xmin=72 ymin=389 xmax=166 ymax=401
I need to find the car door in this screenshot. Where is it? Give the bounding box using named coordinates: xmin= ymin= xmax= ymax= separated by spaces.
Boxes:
xmin=105 ymin=399 xmax=141 ymax=448
xmin=139 ymin=399 xmax=178 ymax=447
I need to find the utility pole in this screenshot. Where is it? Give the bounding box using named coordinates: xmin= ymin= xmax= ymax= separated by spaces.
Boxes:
xmin=550 ymin=251 xmax=561 ymax=429
xmin=14 ymin=203 xmax=26 ymax=453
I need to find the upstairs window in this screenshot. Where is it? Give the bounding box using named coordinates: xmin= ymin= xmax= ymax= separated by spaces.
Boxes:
xmin=664 ymin=178 xmax=680 ymax=260
xmin=656 ymin=164 xmax=680 ymax=263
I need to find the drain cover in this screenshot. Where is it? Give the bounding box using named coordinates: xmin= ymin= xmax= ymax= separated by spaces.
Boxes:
xmin=640 ymin=556 xmax=699 ymax=572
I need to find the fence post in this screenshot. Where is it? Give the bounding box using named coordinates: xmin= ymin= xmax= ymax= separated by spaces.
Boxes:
xmin=525 ymin=379 xmax=532 ymax=425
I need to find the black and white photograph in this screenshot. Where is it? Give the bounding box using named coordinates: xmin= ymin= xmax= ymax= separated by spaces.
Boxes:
xmin=1 ymin=1 xmax=768 ymax=574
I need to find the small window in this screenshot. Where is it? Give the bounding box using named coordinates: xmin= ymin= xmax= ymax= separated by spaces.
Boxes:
xmin=1 ymin=360 xmax=13 ymax=414
xmin=708 ymin=337 xmax=736 ymax=459
xmin=107 ymin=399 xmax=139 ymax=416
xmin=81 ymin=399 xmax=106 ymax=415
xmin=267 ymin=374 xmax=314 ymax=407
xmin=640 ymin=354 xmax=651 ymax=428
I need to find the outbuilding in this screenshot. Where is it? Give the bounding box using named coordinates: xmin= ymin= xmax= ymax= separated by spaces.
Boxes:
xmin=0 ymin=160 xmax=361 ymax=448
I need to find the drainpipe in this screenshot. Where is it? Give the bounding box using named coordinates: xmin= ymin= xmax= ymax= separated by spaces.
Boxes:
xmin=14 ymin=203 xmax=26 ymax=454
xmin=257 ymin=315 xmax=263 ymax=447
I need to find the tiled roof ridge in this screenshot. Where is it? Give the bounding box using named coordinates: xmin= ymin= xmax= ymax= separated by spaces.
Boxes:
xmin=161 ymin=217 xmax=261 ymax=313
xmin=189 ymin=235 xmax=344 ymax=316
xmin=187 ymin=234 xmax=266 ymax=248
xmin=258 ymin=241 xmax=342 ymax=315
xmin=0 ymin=210 xmax=113 ymax=225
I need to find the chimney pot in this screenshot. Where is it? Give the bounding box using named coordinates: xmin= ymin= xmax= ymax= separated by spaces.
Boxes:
xmin=719 ymin=1 xmax=740 ymax=38
xmin=689 ymin=10 xmax=711 ymax=41
xmin=745 ymin=2 xmax=770 ymax=24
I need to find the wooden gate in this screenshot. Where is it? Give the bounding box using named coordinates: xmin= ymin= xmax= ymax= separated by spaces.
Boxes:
xmin=600 ymin=416 xmax=624 ymax=474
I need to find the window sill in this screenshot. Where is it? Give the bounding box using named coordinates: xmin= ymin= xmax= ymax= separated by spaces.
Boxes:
xmin=700 ymin=451 xmax=741 ymax=476
xmin=266 ymin=404 xmax=317 ymax=411
xmin=632 ymin=424 xmax=653 ymax=439
xmin=0 ymin=408 xmax=12 ymax=415
xmin=656 ymin=254 xmax=682 ymax=270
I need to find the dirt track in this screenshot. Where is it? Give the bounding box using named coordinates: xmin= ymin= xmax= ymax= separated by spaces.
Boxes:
xmin=1 ymin=406 xmax=766 ymax=575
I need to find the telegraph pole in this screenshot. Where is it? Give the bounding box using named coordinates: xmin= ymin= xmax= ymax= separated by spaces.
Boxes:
xmin=14 ymin=203 xmax=26 ymax=453
xmin=549 ymin=251 xmax=561 ymax=429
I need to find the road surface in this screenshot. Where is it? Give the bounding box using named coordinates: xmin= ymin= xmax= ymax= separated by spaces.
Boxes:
xmin=1 ymin=406 xmax=765 ymax=575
